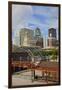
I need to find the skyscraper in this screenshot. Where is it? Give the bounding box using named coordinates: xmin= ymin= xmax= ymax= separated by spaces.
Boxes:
xmin=20 ymin=28 xmax=33 ymax=46
xmin=35 ymin=27 xmax=41 ymax=39
xmin=48 ymin=28 xmax=57 ymax=47
xmin=20 ymin=27 xmax=44 ymax=48
xmin=35 ymin=28 xmax=44 ymax=48
xmin=48 ymin=28 xmax=56 ymax=38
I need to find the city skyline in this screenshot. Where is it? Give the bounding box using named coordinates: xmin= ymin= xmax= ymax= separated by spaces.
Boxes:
xmin=12 ymin=4 xmax=59 ymax=45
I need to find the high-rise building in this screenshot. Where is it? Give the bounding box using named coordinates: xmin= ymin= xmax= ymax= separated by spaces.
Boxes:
xmin=48 ymin=28 xmax=56 ymax=38
xmin=35 ymin=27 xmax=41 ymax=38
xmin=20 ymin=28 xmax=33 ymax=46
xmin=35 ymin=28 xmax=44 ymax=48
xmin=20 ymin=27 xmax=44 ymax=48
xmin=48 ymin=28 xmax=57 ymax=47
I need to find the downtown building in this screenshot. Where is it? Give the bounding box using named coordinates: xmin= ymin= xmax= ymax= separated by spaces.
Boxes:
xmin=34 ymin=27 xmax=44 ymax=48
xmin=20 ymin=28 xmax=44 ymax=48
xmin=47 ymin=28 xmax=58 ymax=48
xmin=20 ymin=28 xmax=34 ymax=47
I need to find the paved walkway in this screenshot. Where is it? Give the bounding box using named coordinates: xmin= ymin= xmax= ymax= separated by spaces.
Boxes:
xmin=12 ymin=70 xmax=57 ymax=86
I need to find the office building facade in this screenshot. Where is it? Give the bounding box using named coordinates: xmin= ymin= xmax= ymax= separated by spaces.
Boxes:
xmin=48 ymin=28 xmax=58 ymax=47
xmin=20 ymin=28 xmax=44 ymax=48
xmin=48 ymin=28 xmax=56 ymax=38
xmin=20 ymin=28 xmax=33 ymax=46
xmin=35 ymin=28 xmax=44 ymax=48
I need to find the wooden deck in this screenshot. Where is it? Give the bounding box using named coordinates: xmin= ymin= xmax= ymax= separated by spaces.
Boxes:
xmin=11 ymin=61 xmax=59 ymax=71
xmin=11 ymin=60 xmax=59 ymax=82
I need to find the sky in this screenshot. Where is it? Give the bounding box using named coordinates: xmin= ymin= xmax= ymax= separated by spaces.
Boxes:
xmin=12 ymin=4 xmax=59 ymax=45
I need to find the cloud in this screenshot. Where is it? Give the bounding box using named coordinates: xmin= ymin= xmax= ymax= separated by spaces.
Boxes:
xmin=32 ymin=6 xmax=58 ymax=39
xmin=12 ymin=4 xmax=33 ymax=45
xmin=12 ymin=4 xmax=59 ymax=45
xmin=32 ymin=6 xmax=58 ymax=28
xmin=12 ymin=4 xmax=33 ymax=29
xmin=33 ymin=6 xmax=58 ymax=19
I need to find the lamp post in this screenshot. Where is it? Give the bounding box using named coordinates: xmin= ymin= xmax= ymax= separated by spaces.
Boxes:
xmin=28 ymin=49 xmax=35 ymax=82
xmin=31 ymin=57 xmax=35 ymax=82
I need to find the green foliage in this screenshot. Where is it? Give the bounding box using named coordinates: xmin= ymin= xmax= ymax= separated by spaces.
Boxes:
xmin=51 ymin=55 xmax=57 ymax=60
xmin=41 ymin=48 xmax=58 ymax=60
xmin=30 ymin=48 xmax=58 ymax=60
xmin=31 ymin=50 xmax=45 ymax=56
